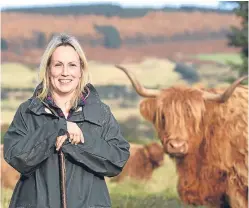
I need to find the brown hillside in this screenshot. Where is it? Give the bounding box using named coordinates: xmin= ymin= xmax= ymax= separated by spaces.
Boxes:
xmin=2 ymin=39 xmax=239 ymax=66
xmin=1 ymin=11 xmax=241 ymax=65
xmin=2 ymin=11 xmax=240 ymax=40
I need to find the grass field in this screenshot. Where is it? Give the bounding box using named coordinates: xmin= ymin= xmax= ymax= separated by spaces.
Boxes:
xmin=1 ymin=57 xmax=237 ymax=128
xmin=1 ymin=57 xmax=233 ymax=208
xmin=1 ymin=58 xmax=183 ymax=88
xmin=2 ymin=54 xmax=239 ymax=89
xmin=1 ymin=63 xmax=37 ymax=89
xmin=1 ymin=56 xmax=238 ymax=125
xmin=1 ymin=58 xmax=184 ymax=124
xmin=195 ymin=53 xmax=242 ymax=65
xmin=89 ymin=58 xmax=184 ymax=88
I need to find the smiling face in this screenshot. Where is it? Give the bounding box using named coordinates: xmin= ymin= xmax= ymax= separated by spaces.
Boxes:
xmin=49 ymin=45 xmax=82 ymax=97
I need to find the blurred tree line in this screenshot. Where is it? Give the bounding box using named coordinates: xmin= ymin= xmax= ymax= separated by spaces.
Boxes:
xmin=1 ymin=4 xmax=236 ymax=51
xmin=3 ymin=4 xmax=233 ymax=17
xmin=1 ymin=25 xmax=122 ymax=50
xmin=94 ymin=25 xmax=121 ymax=49
xmin=226 ymin=1 xmax=248 ymax=78
xmin=1 ymin=38 xmax=8 ymax=50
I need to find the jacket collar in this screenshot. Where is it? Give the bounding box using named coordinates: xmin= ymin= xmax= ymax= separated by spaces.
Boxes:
xmin=27 ymin=83 xmax=103 ymax=126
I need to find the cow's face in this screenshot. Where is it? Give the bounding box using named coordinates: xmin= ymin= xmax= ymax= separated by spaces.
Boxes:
xmin=140 ymin=87 xmax=205 ymax=158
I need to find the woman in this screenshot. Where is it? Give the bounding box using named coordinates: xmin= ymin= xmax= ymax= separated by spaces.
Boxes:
xmin=3 ymin=34 xmax=130 ymax=208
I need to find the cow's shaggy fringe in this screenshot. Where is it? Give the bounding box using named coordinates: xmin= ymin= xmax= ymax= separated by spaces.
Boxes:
xmin=140 ymin=85 xmax=248 ymax=208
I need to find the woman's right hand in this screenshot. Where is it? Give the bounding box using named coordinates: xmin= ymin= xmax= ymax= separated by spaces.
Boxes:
xmin=66 ymin=121 xmax=84 ymax=145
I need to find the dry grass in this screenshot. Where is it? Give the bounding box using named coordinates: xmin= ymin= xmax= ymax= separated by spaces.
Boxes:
xmin=1 ymin=63 xmax=37 ymax=88
xmin=197 ymin=64 xmax=238 ymax=87
xmin=1 ymin=58 xmax=183 ymax=91
xmin=1 ymin=111 xmax=15 ymax=126
xmin=110 ymin=107 xmax=140 ymax=121
xmin=1 ymin=188 xmax=13 ymax=208
xmin=89 ymin=58 xmax=186 ymax=87
xmin=1 ymin=58 xmax=184 ymax=125
xmin=1 ymin=58 xmax=235 ymax=126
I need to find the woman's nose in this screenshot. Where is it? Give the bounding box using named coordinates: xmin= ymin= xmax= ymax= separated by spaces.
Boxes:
xmin=62 ymin=66 xmax=69 ymax=76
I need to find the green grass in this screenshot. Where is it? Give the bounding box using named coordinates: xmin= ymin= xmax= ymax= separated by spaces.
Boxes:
xmin=107 ymin=156 xmax=179 ymax=196
xmin=195 ymin=53 xmax=242 ymax=65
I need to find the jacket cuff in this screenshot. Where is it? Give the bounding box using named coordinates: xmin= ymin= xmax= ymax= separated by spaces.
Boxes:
xmin=78 ymin=131 xmax=96 ymax=150
xmin=58 ymin=117 xmax=67 ymax=132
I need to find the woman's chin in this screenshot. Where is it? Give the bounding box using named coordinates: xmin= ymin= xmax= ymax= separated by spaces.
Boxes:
xmin=56 ymin=87 xmax=76 ymax=95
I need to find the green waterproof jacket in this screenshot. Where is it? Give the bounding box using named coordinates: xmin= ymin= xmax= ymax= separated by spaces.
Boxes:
xmin=4 ymin=83 xmax=130 ymax=208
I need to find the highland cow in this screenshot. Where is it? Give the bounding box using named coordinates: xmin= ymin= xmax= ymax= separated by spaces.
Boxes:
xmin=115 ymin=65 xmax=248 ymax=208
xmin=112 ymin=142 xmax=164 ymax=182
xmin=1 ymin=144 xmax=20 ymax=189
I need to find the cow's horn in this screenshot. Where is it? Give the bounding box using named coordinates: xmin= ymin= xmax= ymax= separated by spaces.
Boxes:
xmin=202 ymin=75 xmax=248 ymax=102
xmin=115 ymin=65 xmax=160 ymax=98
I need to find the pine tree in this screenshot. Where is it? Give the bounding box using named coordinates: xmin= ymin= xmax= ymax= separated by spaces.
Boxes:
xmin=227 ymin=1 xmax=248 ymax=77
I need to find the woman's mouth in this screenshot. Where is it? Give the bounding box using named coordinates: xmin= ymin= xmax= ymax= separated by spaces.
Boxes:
xmin=58 ymin=79 xmax=72 ymax=84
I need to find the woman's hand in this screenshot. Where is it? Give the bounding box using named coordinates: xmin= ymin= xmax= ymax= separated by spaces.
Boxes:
xmin=55 ymin=122 xmax=84 ymax=151
xmin=56 ymin=135 xmax=68 ymax=151
xmin=67 ymin=121 xmax=84 ymax=145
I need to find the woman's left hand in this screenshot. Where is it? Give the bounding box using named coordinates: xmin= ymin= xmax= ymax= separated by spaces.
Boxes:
xmin=55 ymin=135 xmax=68 ymax=151
xmin=55 ymin=133 xmax=84 ymax=151
xmin=55 ymin=134 xmax=68 ymax=151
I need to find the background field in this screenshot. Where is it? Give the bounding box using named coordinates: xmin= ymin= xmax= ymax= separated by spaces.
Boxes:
xmin=1 ymin=52 xmax=242 ymax=207
xmin=1 ymin=53 xmax=241 ymax=124
xmin=195 ymin=53 xmax=242 ymax=65
xmin=1 ymin=2 xmax=247 ymax=207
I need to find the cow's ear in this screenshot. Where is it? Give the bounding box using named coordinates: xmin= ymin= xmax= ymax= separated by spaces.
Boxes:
xmin=139 ymin=98 xmax=157 ymax=122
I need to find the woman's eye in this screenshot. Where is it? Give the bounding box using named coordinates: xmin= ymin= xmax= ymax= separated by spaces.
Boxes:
xmin=55 ymin=64 xmax=61 ymax=67
xmin=70 ymin=64 xmax=76 ymax=67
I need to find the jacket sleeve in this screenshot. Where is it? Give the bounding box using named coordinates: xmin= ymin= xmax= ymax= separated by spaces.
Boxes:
xmin=62 ymin=105 xmax=130 ymax=177
xmin=3 ymin=103 xmax=67 ymax=176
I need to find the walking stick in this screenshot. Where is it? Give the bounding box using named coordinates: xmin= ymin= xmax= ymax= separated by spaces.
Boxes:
xmin=59 ymin=149 xmax=67 ymax=208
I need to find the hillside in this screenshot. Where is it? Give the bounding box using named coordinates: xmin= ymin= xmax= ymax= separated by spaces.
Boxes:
xmin=2 ymin=11 xmax=240 ymax=40
xmin=1 ymin=6 xmax=241 ymax=65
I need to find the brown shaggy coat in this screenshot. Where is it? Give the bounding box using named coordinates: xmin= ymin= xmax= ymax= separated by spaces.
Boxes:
xmin=140 ymin=85 xmax=248 ymax=208
xmin=112 ymin=142 xmax=164 ymax=182
xmin=1 ymin=144 xmax=20 ymax=189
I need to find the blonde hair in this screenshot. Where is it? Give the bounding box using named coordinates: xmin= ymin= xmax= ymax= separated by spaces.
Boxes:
xmin=37 ymin=33 xmax=91 ymax=109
